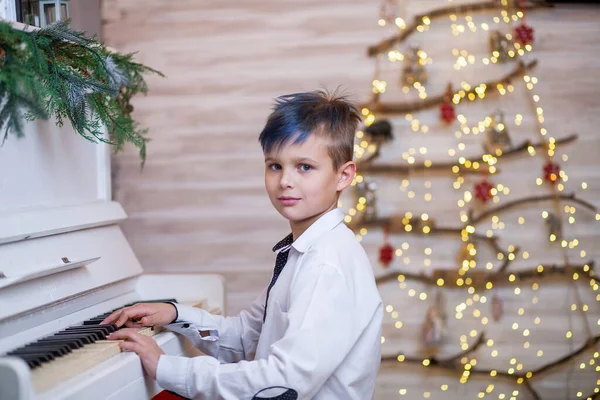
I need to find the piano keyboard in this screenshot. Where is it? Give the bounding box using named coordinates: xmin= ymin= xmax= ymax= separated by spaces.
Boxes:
xmin=5 ymin=299 xmax=177 ymax=393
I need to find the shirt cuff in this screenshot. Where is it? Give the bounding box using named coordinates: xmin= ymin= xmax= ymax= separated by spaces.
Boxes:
xmin=156 ymin=354 xmax=191 ymax=397
xmin=164 ymin=302 xmax=178 ymax=323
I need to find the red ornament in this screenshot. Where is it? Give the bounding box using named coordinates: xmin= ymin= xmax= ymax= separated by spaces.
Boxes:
xmin=514 ymin=23 xmax=534 ymax=45
xmin=379 ymin=243 xmax=394 ymax=267
xmin=440 ymin=102 xmax=455 ymax=124
xmin=379 ymin=225 xmax=394 ymax=267
xmin=474 ymin=179 xmax=494 ymax=203
xmin=543 ymin=161 xmax=560 ymax=184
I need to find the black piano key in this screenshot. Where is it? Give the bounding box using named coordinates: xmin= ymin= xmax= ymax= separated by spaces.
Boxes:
xmin=56 ymin=330 xmax=102 ymax=340
xmin=17 ymin=353 xmax=54 ymax=362
xmin=35 ymin=338 xmax=85 ymax=349
xmin=19 ymin=343 xmax=71 ymax=355
xmin=14 ymin=355 xmax=44 ymax=367
xmin=25 ymin=359 xmax=41 ymax=368
xmin=83 ymin=317 xmax=106 ymax=326
xmin=25 ymin=342 xmax=73 ymax=354
xmin=58 ymin=329 xmax=109 ymax=340
xmin=10 ymin=346 xmax=67 ymax=358
xmin=54 ymin=332 xmax=100 ymax=343
xmin=65 ymin=324 xmax=116 ymax=335
xmin=40 ymin=334 xmax=94 ymax=345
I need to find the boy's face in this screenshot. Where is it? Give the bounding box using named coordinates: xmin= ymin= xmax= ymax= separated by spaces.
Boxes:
xmin=264 ymin=134 xmax=354 ymax=234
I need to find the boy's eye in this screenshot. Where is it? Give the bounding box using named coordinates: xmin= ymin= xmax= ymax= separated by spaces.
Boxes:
xmin=299 ymin=164 xmax=312 ymax=172
xmin=268 ymin=163 xmax=282 ymax=170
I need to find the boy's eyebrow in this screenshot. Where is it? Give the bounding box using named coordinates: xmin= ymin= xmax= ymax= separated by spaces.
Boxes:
xmin=294 ymin=157 xmax=319 ymax=164
xmin=264 ymin=156 xmax=319 ymax=164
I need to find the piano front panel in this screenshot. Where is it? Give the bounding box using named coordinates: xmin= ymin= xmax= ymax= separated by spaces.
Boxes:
xmin=0 ymin=224 xmax=144 ymax=325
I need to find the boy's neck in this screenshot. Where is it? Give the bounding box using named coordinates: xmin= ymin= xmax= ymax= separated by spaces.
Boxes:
xmin=289 ymin=202 xmax=338 ymax=241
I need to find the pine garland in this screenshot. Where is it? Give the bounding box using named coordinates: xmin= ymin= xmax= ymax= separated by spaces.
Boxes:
xmin=0 ymin=19 xmax=163 ymax=165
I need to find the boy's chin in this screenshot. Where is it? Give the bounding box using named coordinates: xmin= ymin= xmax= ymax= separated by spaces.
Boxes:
xmin=276 ymin=207 xmax=309 ymax=222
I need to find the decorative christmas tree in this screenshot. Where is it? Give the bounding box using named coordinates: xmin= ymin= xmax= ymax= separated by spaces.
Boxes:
xmin=341 ymin=1 xmax=600 ymax=398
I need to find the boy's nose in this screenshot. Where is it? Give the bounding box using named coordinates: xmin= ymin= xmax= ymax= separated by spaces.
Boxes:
xmin=279 ymin=171 xmax=294 ymax=189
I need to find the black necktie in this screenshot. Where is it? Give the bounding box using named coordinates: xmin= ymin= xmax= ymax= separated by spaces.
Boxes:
xmin=264 ymin=233 xmax=294 ymax=322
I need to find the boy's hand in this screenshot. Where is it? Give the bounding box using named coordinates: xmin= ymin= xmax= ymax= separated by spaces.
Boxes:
xmin=107 ymin=329 xmax=164 ymax=380
xmin=100 ymin=303 xmax=177 ymax=328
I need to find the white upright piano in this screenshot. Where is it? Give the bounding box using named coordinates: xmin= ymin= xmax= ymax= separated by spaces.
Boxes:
xmin=0 ymin=75 xmax=225 ymax=398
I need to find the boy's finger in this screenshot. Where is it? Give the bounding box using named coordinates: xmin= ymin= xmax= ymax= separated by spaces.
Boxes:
xmin=108 ymin=328 xmax=139 ymax=341
xmin=119 ymin=340 xmax=143 ymax=354
xmin=100 ymin=309 xmax=122 ymax=325
xmin=114 ymin=305 xmax=148 ymax=327
xmin=124 ymin=321 xmax=144 ymax=328
xmin=140 ymin=314 xmax=159 ymax=326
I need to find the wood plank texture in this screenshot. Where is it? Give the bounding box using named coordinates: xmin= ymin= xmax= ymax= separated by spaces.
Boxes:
xmin=103 ymin=1 xmax=600 ymax=398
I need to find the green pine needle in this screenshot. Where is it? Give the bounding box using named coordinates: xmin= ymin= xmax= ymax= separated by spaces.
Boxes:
xmin=0 ymin=19 xmax=163 ymax=165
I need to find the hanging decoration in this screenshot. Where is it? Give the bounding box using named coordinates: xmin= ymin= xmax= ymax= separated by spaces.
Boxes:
xmin=378 ymin=225 xmax=394 ymax=267
xmin=514 ymin=23 xmax=535 ymax=46
xmin=489 ymin=30 xmax=512 ymax=63
xmin=400 ymin=45 xmax=428 ymax=87
xmin=356 ymin=180 xmax=378 ymax=222
xmin=0 ymin=19 xmax=163 ymax=165
xmin=421 ymin=291 xmax=447 ymax=350
xmin=545 ymin=212 xmax=563 ymax=241
xmin=543 ymin=161 xmax=560 ymax=184
xmin=379 ymin=0 xmax=400 ymax=25
xmin=514 ymin=0 xmax=535 ymax=45
xmin=439 ymin=83 xmax=456 ymax=125
xmin=474 ymin=178 xmax=494 ymax=204
xmin=483 ymin=110 xmax=512 ymax=155
xmin=365 ymin=119 xmax=394 ymax=143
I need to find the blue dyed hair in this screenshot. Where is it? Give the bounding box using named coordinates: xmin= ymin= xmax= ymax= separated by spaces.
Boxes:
xmin=258 ymin=89 xmax=361 ymax=169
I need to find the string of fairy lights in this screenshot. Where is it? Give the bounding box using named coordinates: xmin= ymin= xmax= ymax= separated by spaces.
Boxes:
xmin=341 ymin=1 xmax=600 ymax=398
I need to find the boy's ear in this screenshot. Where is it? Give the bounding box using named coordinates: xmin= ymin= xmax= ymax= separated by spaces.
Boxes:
xmin=336 ymin=161 xmax=356 ymax=192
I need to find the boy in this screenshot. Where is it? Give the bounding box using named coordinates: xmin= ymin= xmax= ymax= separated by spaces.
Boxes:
xmin=102 ymin=90 xmax=383 ymax=399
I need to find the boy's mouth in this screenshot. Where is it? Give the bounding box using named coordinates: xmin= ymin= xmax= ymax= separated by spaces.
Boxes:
xmin=278 ymin=196 xmax=300 ymax=206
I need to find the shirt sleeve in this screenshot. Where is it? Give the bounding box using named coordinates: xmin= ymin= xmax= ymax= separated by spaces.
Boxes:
xmin=164 ymin=289 xmax=267 ymax=363
xmin=156 ymin=262 xmax=356 ymax=400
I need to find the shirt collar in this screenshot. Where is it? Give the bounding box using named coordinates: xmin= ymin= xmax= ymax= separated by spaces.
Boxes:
xmin=290 ymin=208 xmax=345 ymax=253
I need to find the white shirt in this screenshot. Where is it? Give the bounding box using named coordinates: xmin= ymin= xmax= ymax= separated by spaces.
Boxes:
xmin=156 ymin=208 xmax=383 ymax=399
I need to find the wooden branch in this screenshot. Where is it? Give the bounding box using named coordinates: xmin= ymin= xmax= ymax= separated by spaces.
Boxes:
xmin=532 ymin=335 xmax=600 ymax=378
xmin=360 ymin=60 xmax=537 ymax=114
xmin=375 ymin=260 xmax=595 ymax=288
xmin=367 ymin=1 xmax=553 ymax=57
xmin=382 ymin=334 xmax=600 ymax=400
xmin=381 ymin=333 xmax=541 ymax=399
xmin=438 ymin=333 xmax=486 ymax=366
xmin=381 ymin=333 xmax=485 ymax=366
xmin=583 ymin=390 xmax=600 ymax=400
xmin=357 ymin=161 xmax=496 ymax=175
xmin=355 ymin=217 xmax=506 ymax=256
xmin=496 ymin=133 xmax=578 ymax=160
xmin=356 ymin=134 xmax=577 ymax=175
xmin=470 ymin=192 xmax=598 ymax=225
xmin=376 ymin=270 xmax=435 ymax=286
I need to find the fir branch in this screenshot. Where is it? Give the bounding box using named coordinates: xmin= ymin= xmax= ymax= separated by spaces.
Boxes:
xmin=0 ymin=19 xmax=162 ymax=164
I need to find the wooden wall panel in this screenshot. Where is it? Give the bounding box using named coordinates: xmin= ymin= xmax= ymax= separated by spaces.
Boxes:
xmin=103 ymin=1 xmax=600 ymax=398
